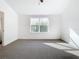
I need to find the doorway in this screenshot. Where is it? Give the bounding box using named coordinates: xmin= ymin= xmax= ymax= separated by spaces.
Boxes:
xmin=0 ymin=11 xmax=4 ymax=46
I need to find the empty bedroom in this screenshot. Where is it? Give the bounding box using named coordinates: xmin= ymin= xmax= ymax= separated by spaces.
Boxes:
xmin=0 ymin=0 xmax=79 ymax=59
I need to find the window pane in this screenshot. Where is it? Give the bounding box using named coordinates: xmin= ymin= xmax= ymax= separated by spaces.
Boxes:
xmin=40 ymin=17 xmax=49 ymax=25
xmin=30 ymin=18 xmax=39 ymax=25
xmin=31 ymin=25 xmax=39 ymax=32
xmin=40 ymin=25 xmax=48 ymax=32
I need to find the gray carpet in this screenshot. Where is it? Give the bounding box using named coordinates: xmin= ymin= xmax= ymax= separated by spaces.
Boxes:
xmin=0 ymin=40 xmax=79 ymax=59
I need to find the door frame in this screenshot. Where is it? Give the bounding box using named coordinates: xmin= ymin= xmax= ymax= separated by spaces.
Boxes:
xmin=0 ymin=11 xmax=4 ymax=46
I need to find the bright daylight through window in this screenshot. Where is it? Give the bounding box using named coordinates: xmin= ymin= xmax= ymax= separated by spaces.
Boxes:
xmin=30 ymin=17 xmax=49 ymax=33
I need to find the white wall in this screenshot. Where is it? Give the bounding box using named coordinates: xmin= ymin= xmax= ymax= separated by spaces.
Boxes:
xmin=61 ymin=0 xmax=79 ymax=48
xmin=18 ymin=15 xmax=61 ymax=39
xmin=0 ymin=0 xmax=18 ymax=46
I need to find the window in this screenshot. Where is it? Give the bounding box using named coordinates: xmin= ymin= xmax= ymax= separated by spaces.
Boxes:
xmin=30 ymin=17 xmax=49 ymax=33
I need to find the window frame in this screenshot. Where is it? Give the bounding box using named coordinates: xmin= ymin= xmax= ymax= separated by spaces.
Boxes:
xmin=30 ymin=17 xmax=49 ymax=33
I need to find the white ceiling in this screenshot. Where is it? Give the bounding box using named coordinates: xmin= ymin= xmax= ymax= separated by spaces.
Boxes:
xmin=4 ymin=0 xmax=70 ymax=15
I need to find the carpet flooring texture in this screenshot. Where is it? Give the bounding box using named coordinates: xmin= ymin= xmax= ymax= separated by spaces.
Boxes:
xmin=0 ymin=40 xmax=79 ymax=59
